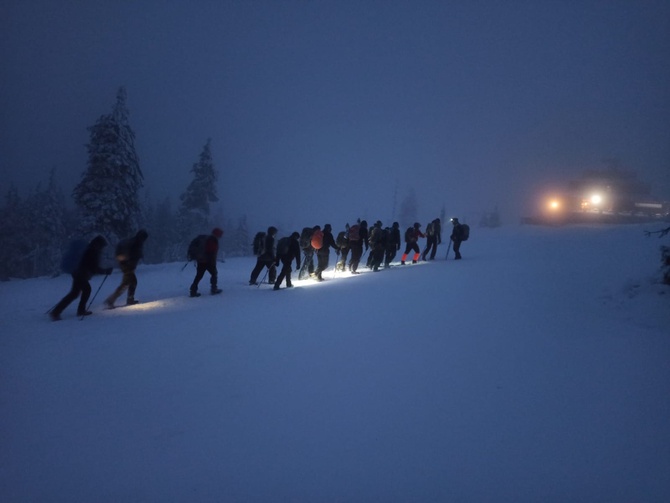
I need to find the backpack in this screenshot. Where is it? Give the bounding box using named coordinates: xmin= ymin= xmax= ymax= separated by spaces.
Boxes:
xmin=335 ymin=231 xmax=348 ymax=249
xmin=311 ymin=229 xmax=324 ymax=250
xmin=252 ymin=232 xmax=266 ymax=256
xmin=461 ymin=224 xmax=470 ymax=241
xmin=405 ymin=227 xmax=416 ymax=243
xmin=61 ymin=239 xmax=88 ymax=274
xmin=369 ymin=226 xmax=383 ymax=246
xmin=276 ymin=237 xmax=290 ymax=258
xmin=348 ymin=224 xmax=360 ymax=242
xmin=299 ymin=227 xmax=313 ymax=249
xmin=187 ymin=234 xmax=208 ymax=261
xmin=426 ymin=222 xmax=434 ymax=237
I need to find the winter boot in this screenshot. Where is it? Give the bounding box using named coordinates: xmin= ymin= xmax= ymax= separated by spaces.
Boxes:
xmin=211 ymin=288 xmax=222 ymax=295
xmin=126 ymin=297 xmax=139 ymax=306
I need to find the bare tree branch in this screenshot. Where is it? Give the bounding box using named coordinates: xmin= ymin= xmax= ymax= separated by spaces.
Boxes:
xmin=644 ymin=226 xmax=670 ymax=238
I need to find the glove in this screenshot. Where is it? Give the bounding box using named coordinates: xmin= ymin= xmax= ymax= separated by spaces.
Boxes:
xmin=105 ymin=267 xmax=113 ymax=275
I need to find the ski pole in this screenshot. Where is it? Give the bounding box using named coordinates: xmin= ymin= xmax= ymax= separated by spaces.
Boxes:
xmin=257 ymin=266 xmax=270 ymax=288
xmin=445 ymin=240 xmax=452 ymax=260
xmin=181 ymin=260 xmax=192 ymax=271
xmin=81 ymin=273 xmax=109 ymax=319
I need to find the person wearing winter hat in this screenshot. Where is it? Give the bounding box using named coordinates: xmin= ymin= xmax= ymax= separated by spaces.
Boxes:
xmin=273 ymin=231 xmax=301 ymax=290
xmin=401 ymin=222 xmax=425 ymax=264
xmin=249 ymin=226 xmax=278 ymax=285
xmin=314 ymin=223 xmax=338 ymax=281
xmin=104 ymin=229 xmax=149 ymax=308
xmin=450 ymin=218 xmax=465 ymax=259
xmin=190 ymin=227 xmax=224 ymax=297
xmin=50 ymin=235 xmax=113 ymax=320
xmin=384 ymin=221 xmax=401 ymax=268
xmin=421 ymin=218 xmax=442 ymax=261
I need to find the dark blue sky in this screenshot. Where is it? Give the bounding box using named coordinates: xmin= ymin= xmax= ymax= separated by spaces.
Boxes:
xmin=2 ymin=0 xmax=669 ymax=228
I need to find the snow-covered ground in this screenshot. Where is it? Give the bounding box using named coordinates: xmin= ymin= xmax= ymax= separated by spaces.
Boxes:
xmin=1 ymin=223 xmax=669 ymax=502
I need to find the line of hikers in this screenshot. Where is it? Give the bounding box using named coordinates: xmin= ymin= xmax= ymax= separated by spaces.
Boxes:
xmin=247 ymin=217 xmax=468 ymax=289
xmin=49 ymin=218 xmax=468 ymax=320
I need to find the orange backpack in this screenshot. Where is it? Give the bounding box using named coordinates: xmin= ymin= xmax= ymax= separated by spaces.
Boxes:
xmin=311 ymin=229 xmax=324 ymax=250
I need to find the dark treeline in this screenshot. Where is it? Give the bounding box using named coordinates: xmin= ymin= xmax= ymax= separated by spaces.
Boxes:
xmin=0 ymin=87 xmax=252 ymax=280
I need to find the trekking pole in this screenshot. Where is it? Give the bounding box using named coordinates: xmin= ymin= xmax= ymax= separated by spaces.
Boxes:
xmin=181 ymin=260 xmax=192 ymax=271
xmin=81 ymin=273 xmax=109 ymax=320
xmin=445 ymin=241 xmax=452 ymax=260
xmin=257 ymin=266 xmax=270 ymax=288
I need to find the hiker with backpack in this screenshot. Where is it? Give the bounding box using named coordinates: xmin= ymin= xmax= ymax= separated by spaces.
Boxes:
xmin=401 ymin=222 xmax=425 ymax=264
xmin=273 ymin=231 xmax=301 ymax=290
xmin=104 ymin=229 xmax=149 ymax=308
xmin=298 ymin=226 xmax=316 ymax=280
xmin=189 ymin=227 xmax=224 ymax=297
xmin=335 ymin=224 xmax=350 ymax=272
xmin=450 ymin=217 xmax=468 ymax=260
xmin=367 ymin=220 xmax=386 ymax=272
xmin=348 ymin=219 xmax=368 ymax=274
xmin=249 ymin=226 xmax=278 ymax=285
xmin=384 ymin=222 xmax=401 ymax=268
xmin=313 ymin=224 xmax=338 ymax=281
xmin=50 ymin=235 xmax=113 ymax=320
xmin=421 ymin=218 xmax=442 ymax=261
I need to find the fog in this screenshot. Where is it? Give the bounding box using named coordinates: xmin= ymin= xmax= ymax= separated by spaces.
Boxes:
xmin=2 ymin=1 xmax=669 ymax=230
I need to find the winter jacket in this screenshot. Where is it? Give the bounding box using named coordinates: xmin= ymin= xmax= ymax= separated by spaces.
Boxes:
xmin=77 ymin=235 xmax=110 ymax=280
xmin=317 ymin=229 xmax=338 ymax=256
xmin=116 ymin=230 xmax=148 ymax=268
xmin=451 ymin=224 xmax=464 ymax=242
xmin=202 ymin=235 xmax=220 ymax=264
xmin=278 ymin=236 xmax=302 ymax=269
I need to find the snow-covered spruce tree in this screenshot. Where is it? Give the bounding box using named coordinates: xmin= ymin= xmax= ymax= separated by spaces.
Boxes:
xmin=178 ymin=138 xmax=218 ymax=243
xmin=73 ymin=87 xmax=143 ymax=242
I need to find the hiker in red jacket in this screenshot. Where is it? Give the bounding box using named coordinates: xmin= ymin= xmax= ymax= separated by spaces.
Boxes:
xmin=190 ymin=227 xmax=223 ymax=297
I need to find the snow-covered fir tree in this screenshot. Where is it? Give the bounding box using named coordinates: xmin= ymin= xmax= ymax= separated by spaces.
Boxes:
xmin=73 ymin=86 xmax=144 ymax=242
xmin=178 ymin=139 xmax=219 ymax=242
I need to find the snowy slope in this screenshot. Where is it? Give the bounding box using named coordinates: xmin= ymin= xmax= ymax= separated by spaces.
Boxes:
xmin=1 ymin=223 xmax=669 ymax=502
